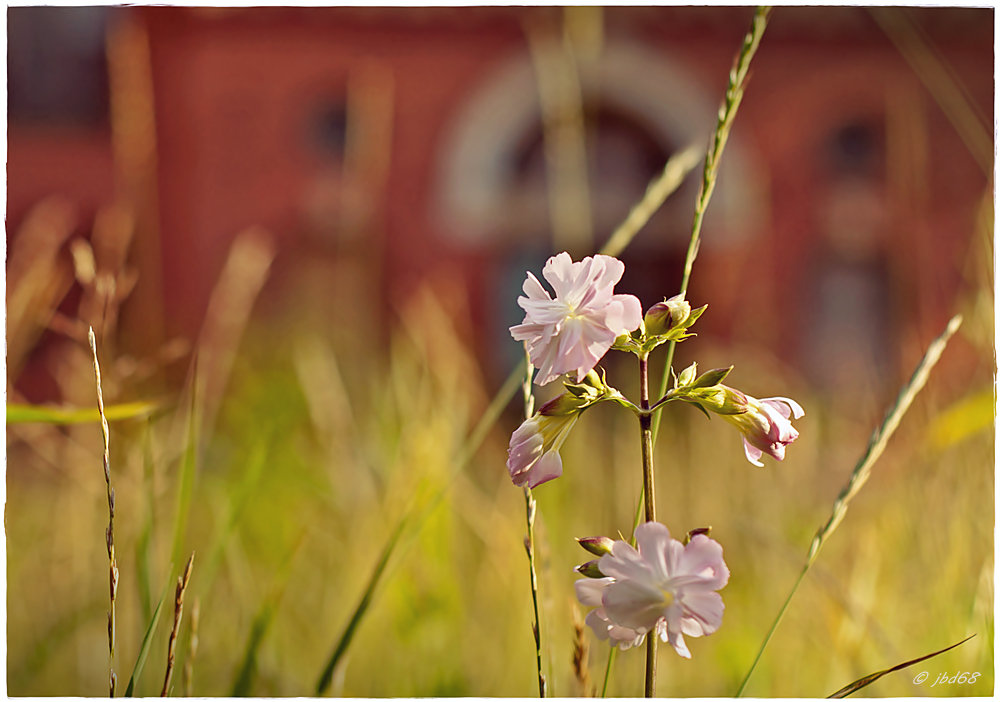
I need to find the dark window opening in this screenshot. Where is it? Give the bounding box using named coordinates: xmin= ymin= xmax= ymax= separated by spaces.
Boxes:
xmin=8 ymin=6 xmax=112 ymax=127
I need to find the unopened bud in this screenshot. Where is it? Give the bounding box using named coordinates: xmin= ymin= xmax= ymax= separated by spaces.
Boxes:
xmin=682 ymin=384 xmax=748 ymax=416
xmin=684 ymin=526 xmax=712 ymax=545
xmin=575 ymin=560 xmax=606 ymax=578
xmin=644 ymin=294 xmax=691 ymax=336
xmin=539 ymin=392 xmax=584 ymax=417
xmin=690 ymin=366 xmax=734 ymax=389
xmin=576 ymin=535 xmax=615 ymax=557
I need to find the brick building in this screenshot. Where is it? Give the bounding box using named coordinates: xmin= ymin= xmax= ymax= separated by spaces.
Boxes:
xmin=7 ymin=6 xmax=993 ymax=399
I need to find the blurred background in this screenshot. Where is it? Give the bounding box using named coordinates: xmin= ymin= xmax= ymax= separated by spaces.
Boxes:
xmin=6 ymin=5 xmax=994 ymax=697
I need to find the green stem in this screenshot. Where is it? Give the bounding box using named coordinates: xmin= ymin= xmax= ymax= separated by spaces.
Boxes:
xmin=734 ymin=565 xmax=808 ymax=697
xmin=524 ymin=489 xmax=545 ymax=698
xmin=638 ymin=353 xmax=657 ymax=697
xmin=521 ymin=346 xmax=546 ymax=698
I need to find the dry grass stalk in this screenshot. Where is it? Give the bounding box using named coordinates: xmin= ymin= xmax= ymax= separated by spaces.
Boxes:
xmin=599 ymin=144 xmax=704 ymax=258
xmin=161 ymin=552 xmax=196 ymax=697
xmin=89 ymin=327 xmax=118 ymax=696
xmin=182 ymin=596 xmax=201 ymax=697
xmin=680 ymin=5 xmax=771 ymax=297
xmin=653 ymin=4 xmax=772 ymax=444
xmin=524 ymin=15 xmax=593 ymax=252
xmin=806 ymin=314 xmax=963 ymax=565
xmin=736 ymin=314 xmax=963 ymax=697
xmin=868 ymin=7 xmax=991 ymax=175
xmin=572 ymin=606 xmax=592 ymax=697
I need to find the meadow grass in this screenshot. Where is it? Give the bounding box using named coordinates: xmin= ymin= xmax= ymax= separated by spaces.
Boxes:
xmin=5 ymin=285 xmax=993 ymax=695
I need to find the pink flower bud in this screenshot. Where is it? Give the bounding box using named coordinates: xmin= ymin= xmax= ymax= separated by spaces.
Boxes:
xmin=643 ymin=294 xmax=691 ymax=336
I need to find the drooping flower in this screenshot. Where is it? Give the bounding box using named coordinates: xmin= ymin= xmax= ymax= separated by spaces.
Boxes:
xmin=576 ymin=521 xmax=729 ymax=658
xmin=674 ymin=382 xmax=804 ymax=467
xmin=506 ymin=410 xmax=578 ymax=488
xmin=719 ymin=391 xmax=805 ymax=467
xmin=510 ymin=252 xmax=642 ymax=386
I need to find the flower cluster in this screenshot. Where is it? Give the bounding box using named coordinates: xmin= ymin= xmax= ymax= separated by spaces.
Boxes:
xmin=575 ymin=522 xmax=729 ymax=658
xmin=505 ymin=252 xmax=803 ymax=668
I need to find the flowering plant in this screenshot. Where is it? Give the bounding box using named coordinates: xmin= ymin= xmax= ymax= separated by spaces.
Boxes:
xmin=507 ymin=250 xmax=803 ymax=695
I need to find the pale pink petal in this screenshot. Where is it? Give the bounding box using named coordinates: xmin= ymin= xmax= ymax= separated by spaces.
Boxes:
xmin=521 ymin=271 xmax=551 ymax=301
xmin=599 ymin=541 xmax=650 ymax=582
xmin=575 ymin=577 xmax=612 ymax=608
xmin=666 ymin=628 xmax=691 ymax=659
xmin=678 ymin=590 xmax=724 ymax=636
xmin=602 ymin=578 xmax=666 ymax=632
xmin=677 ymin=535 xmax=730 ymax=590
xmin=584 ymin=609 xmax=612 ymax=642
xmin=592 ymin=254 xmax=625 ymax=289
xmin=541 ymin=252 xmax=577 ymax=300
xmin=742 ymin=437 xmax=765 ymax=467
xmin=524 ymin=449 xmax=562 ymax=488
xmin=762 ymin=396 xmax=805 ymax=420
xmin=635 ymin=521 xmax=673 ymax=582
xmin=602 ymin=294 xmax=643 ymax=335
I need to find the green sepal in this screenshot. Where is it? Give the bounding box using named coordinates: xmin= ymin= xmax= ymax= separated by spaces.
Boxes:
xmin=690 ymin=366 xmax=734 ymax=389
xmin=676 ymin=362 xmax=698 ymax=388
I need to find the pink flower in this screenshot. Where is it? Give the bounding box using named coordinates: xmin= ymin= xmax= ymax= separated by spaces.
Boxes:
xmin=506 ymin=412 xmax=578 ymax=488
xmin=510 ymin=252 xmax=642 ymax=386
xmin=721 ymin=392 xmax=804 ymax=467
xmin=577 ymin=522 xmax=729 ymax=658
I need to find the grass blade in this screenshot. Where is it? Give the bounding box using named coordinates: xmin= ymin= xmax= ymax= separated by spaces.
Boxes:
xmin=653 ymin=5 xmax=771 ymax=442
xmin=7 ymin=401 xmax=158 ymax=425
xmin=598 ymin=143 xmax=703 ymax=258
xmin=230 ymin=532 xmax=304 ymax=696
xmin=827 ymin=635 xmax=974 ymax=698
xmin=735 ymin=314 xmax=963 ymax=696
xmin=125 ymin=568 xmax=174 ymax=697
xmin=200 ymin=438 xmax=269 ymax=591
xmin=169 ymin=363 xmax=200 ymax=571
xmin=315 ymin=514 xmax=409 ymax=696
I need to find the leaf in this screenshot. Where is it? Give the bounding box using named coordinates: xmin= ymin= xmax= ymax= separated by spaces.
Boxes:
xmin=827 ymin=635 xmax=975 ymax=698
xmin=125 ymin=567 xmax=174 ymax=697
xmin=315 ymin=514 xmax=409 ymax=696
xmin=7 ymin=401 xmax=158 ymax=425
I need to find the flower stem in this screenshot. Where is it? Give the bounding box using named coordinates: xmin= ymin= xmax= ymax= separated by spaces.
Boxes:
xmin=521 ymin=346 xmax=546 ymax=697
xmin=638 ymin=353 xmax=657 ymax=697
